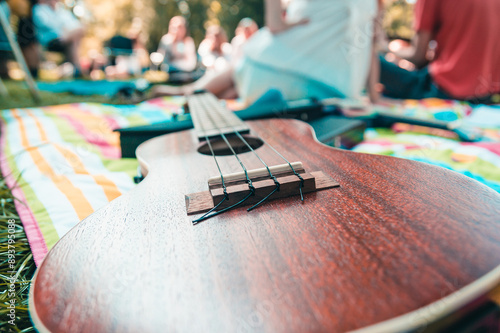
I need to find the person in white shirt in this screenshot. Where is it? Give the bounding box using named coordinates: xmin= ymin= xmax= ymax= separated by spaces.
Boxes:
xmin=230 ymin=18 xmax=258 ymax=66
xmin=157 ymin=16 xmax=197 ymax=73
xmin=152 ymin=0 xmax=379 ymax=104
xmin=198 ymin=25 xmax=232 ymax=73
xmin=33 ymin=0 xmax=84 ymax=73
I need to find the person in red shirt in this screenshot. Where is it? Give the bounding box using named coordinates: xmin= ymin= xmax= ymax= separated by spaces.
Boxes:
xmin=380 ymin=0 xmax=500 ymax=103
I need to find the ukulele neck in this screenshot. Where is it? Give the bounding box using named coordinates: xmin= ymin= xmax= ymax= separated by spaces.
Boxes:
xmin=187 ymin=92 xmax=250 ymax=141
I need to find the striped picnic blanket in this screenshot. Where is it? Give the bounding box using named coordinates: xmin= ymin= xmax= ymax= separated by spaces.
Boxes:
xmin=353 ymin=104 xmax=500 ymax=193
xmin=0 ymin=97 xmax=185 ymax=265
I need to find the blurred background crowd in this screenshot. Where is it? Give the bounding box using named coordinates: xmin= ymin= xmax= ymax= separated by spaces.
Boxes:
xmin=0 ymin=0 xmax=415 ymax=82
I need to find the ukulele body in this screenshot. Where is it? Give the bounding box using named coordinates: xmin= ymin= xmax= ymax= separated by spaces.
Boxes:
xmin=30 ymin=119 xmax=500 ymax=333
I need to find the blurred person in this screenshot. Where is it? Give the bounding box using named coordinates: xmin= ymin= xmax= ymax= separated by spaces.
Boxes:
xmin=96 ymin=19 xmax=149 ymax=80
xmin=33 ymin=0 xmax=85 ymax=75
xmin=230 ymin=18 xmax=258 ymax=64
xmin=1 ymin=0 xmax=35 ymax=77
xmin=127 ymin=17 xmax=150 ymax=71
xmin=86 ymin=49 xmax=107 ymax=80
xmin=198 ymin=24 xmax=231 ymax=72
xmin=0 ymin=0 xmax=13 ymax=78
xmin=380 ymin=0 xmax=500 ymax=102
xmin=157 ymin=16 xmax=197 ymax=73
xmin=17 ymin=0 xmax=40 ymax=78
xmin=153 ymin=0 xmax=379 ymax=104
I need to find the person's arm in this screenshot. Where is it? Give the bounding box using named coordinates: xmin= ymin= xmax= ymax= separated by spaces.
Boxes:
xmin=174 ymin=37 xmax=197 ymax=71
xmin=197 ymin=39 xmax=210 ymax=58
xmin=367 ymin=44 xmax=380 ymax=103
xmin=184 ymin=37 xmax=198 ymax=70
xmin=366 ymin=1 xmax=383 ymax=103
xmin=404 ymin=31 xmax=432 ymax=69
xmin=157 ymin=35 xmax=171 ymax=58
xmin=264 ymin=0 xmax=308 ymax=34
xmin=59 ymin=9 xmax=85 ymax=44
xmin=402 ymin=0 xmax=438 ymax=69
xmin=60 ymin=26 xmax=85 ymax=43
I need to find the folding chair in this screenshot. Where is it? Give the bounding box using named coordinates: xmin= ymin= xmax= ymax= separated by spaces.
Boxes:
xmin=0 ymin=2 xmax=40 ymax=101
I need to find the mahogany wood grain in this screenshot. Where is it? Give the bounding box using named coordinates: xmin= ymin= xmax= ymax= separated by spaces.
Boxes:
xmin=30 ymin=119 xmax=500 ymax=333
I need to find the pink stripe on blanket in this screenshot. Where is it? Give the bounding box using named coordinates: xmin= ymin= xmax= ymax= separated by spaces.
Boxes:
xmin=57 ymin=112 xmax=121 ymax=159
xmin=361 ymin=139 xmax=422 ymax=150
xmin=462 ymin=142 xmax=500 ymax=156
xmin=0 ymin=120 xmax=48 ymax=266
xmin=104 ymin=115 xmax=121 ymax=131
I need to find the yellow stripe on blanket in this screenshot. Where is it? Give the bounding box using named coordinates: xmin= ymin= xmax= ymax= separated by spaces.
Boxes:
xmin=12 ymin=109 xmax=95 ymax=221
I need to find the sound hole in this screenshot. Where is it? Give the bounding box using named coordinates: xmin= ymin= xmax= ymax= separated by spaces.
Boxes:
xmin=198 ymin=135 xmax=264 ymax=156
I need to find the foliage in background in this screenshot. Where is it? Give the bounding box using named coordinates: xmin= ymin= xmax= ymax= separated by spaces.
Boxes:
xmin=382 ymin=0 xmax=414 ymax=40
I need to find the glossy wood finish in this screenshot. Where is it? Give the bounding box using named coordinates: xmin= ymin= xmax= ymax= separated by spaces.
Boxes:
xmin=30 ymin=119 xmax=500 ymax=333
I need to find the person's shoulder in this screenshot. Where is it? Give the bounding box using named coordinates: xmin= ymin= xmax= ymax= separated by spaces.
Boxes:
xmin=198 ymin=38 xmax=209 ymax=47
xmin=222 ymin=42 xmax=232 ymax=56
xmin=197 ymin=39 xmax=211 ymax=55
xmin=231 ymin=35 xmax=244 ymax=46
xmin=159 ymin=34 xmax=172 ymax=43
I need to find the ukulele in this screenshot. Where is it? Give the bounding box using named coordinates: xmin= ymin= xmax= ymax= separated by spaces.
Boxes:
xmin=30 ymin=93 xmax=500 ymax=332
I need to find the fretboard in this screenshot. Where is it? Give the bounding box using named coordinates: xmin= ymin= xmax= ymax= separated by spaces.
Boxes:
xmin=187 ymin=93 xmax=250 ymax=141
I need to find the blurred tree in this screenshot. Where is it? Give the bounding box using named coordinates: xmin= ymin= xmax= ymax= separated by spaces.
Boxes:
xmin=382 ymin=0 xmax=414 ymax=40
xmin=213 ymin=0 xmax=263 ymax=40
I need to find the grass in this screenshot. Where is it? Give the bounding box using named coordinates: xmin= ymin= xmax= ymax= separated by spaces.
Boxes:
xmin=0 ymin=176 xmax=35 ymax=332
xmin=0 ymin=79 xmax=129 ymax=110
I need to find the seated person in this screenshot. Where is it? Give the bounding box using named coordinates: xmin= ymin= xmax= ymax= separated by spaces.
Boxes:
xmin=153 ymin=0 xmax=379 ymax=104
xmin=0 ymin=0 xmax=34 ymax=77
xmin=126 ymin=17 xmax=150 ymax=72
xmin=230 ymin=18 xmax=258 ymax=65
xmin=0 ymin=0 xmax=11 ymax=78
xmin=17 ymin=0 xmax=40 ymax=78
xmin=380 ymin=0 xmax=500 ymax=103
xmin=33 ymin=0 xmax=84 ymax=74
xmin=157 ymin=16 xmax=197 ymax=73
xmin=198 ymin=24 xmax=231 ymax=72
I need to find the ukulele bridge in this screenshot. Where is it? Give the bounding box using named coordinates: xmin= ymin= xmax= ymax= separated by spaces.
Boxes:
xmin=185 ymin=162 xmax=340 ymax=216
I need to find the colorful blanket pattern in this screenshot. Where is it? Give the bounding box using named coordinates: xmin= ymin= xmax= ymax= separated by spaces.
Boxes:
xmin=0 ymin=97 xmax=185 ymax=265
xmin=353 ymin=103 xmax=500 ymax=194
xmin=372 ymin=98 xmax=473 ymax=122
